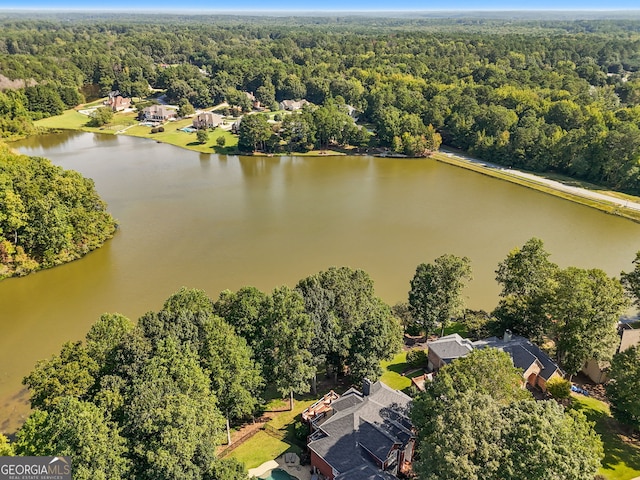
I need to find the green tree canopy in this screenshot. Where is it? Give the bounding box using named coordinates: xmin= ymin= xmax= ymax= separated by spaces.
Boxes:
xmin=607 ymin=345 xmax=640 ymax=430
xmin=492 ymin=238 xmax=558 ymax=342
xmin=409 ymin=254 xmax=472 ymax=335
xmin=237 ymin=114 xmax=271 ymax=152
xmin=0 ymin=143 xmax=116 ymax=279
xmin=551 ymin=267 xmax=628 ymax=376
xmin=14 ymin=397 xmax=130 ymax=480
xmin=621 ymin=251 xmax=640 ymax=308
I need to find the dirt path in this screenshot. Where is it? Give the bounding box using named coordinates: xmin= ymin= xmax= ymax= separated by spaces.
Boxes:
xmin=440 ymin=150 xmax=640 ymax=212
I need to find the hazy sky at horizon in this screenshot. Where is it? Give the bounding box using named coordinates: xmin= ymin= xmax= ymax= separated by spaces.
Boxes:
xmin=2 ymin=0 xmax=640 ymax=12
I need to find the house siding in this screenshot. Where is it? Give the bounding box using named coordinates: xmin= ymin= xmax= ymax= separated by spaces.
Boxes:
xmin=310 ymin=450 xmax=335 ymax=479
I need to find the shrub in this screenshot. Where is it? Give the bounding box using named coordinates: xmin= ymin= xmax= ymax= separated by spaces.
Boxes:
xmin=216 ymin=136 xmax=226 ymax=147
xmin=150 ymin=127 xmax=158 ymax=134
xmin=406 ymin=349 xmax=428 ymax=368
xmin=158 ymin=126 xmax=164 ymax=133
xmin=294 ymin=421 xmax=309 ymax=443
xmin=547 ymin=377 xmax=571 ymax=400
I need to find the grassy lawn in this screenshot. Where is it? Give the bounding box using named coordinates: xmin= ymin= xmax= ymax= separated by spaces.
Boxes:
xmin=442 ymin=320 xmax=469 ymax=337
xmin=225 ymin=397 xmax=314 ymax=469
xmin=36 ymin=109 xmax=93 ymax=130
xmin=380 ymin=351 xmax=412 ymax=392
xmin=571 ymin=394 xmax=640 ymax=480
xmin=37 ymin=109 xmax=240 ymax=154
xmin=226 ymin=431 xmax=301 ymax=470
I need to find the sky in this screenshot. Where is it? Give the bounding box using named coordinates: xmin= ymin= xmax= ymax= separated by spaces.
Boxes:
xmin=1 ymin=0 xmax=640 ymax=12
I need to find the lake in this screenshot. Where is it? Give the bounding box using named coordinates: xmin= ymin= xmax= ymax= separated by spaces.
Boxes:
xmin=2 ymin=131 xmax=639 ymax=432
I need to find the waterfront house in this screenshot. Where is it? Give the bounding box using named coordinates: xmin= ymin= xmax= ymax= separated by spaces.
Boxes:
xmin=305 ymin=380 xmax=414 ymax=480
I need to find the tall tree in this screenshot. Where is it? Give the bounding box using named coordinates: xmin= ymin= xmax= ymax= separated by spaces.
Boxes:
xmin=607 ymin=346 xmax=640 ymax=430
xmin=492 ymin=238 xmax=558 ymax=341
xmin=409 ymin=254 xmax=472 ymax=335
xmin=202 ymin=316 xmax=263 ymax=444
xmin=213 ymin=286 xmax=267 ymax=346
xmin=621 ymin=251 xmax=640 ymax=308
xmin=412 ymin=351 xmax=602 ymax=480
xmin=551 ymin=267 xmax=628 ymax=377
xmin=122 ymin=339 xmax=225 ymax=480
xmin=259 ymin=286 xmax=315 ymax=408
xmin=297 ymin=266 xmax=402 ymax=384
xmin=14 ymin=397 xmax=130 ymax=480
xmin=22 ymin=341 xmax=99 ymax=410
xmin=237 ymin=114 xmax=271 ymax=152
xmin=347 ymin=298 xmax=403 ymax=382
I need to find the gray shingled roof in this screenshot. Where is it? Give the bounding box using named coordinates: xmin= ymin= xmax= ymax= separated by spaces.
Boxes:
xmin=427 ymin=334 xmax=474 ymax=362
xmin=473 ymin=335 xmax=563 ymax=380
xmin=335 ymin=464 xmax=399 ymax=480
xmin=307 ymin=381 xmax=413 ymax=477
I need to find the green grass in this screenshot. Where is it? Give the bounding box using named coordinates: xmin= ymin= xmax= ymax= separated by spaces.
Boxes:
xmin=226 ymin=431 xmax=300 ymax=470
xmin=36 ymin=109 xmax=93 ymax=130
xmin=37 ymin=109 xmax=240 ymax=154
xmin=380 ymin=351 xmax=412 ymax=391
xmin=571 ymin=394 xmax=640 ymax=480
xmin=225 ymin=397 xmax=313 ymax=469
xmin=442 ymin=321 xmax=469 ymax=337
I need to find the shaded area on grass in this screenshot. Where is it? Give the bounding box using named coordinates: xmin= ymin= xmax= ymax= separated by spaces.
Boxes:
xmin=571 ymin=394 xmax=640 ymax=480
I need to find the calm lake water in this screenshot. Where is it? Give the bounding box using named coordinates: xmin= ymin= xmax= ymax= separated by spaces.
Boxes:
xmin=2 ymin=131 xmax=639 ymax=431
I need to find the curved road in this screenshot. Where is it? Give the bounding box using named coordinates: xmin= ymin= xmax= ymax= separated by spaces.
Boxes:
xmin=440 ymin=150 xmax=640 ymax=212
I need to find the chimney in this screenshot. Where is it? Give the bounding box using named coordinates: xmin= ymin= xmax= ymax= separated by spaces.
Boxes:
xmin=504 ymin=329 xmax=513 ymax=342
xmin=362 ymin=378 xmax=372 ymax=396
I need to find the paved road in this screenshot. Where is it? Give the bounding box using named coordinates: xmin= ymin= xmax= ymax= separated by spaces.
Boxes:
xmin=440 ymin=150 xmax=640 ymax=212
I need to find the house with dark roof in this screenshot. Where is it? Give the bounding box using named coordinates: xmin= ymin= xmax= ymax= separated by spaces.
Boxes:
xmin=426 ymin=333 xmax=474 ymax=371
xmin=473 ymin=332 xmax=563 ymax=391
xmin=427 ymin=332 xmax=563 ymax=392
xmin=304 ymin=380 xmax=414 ymax=480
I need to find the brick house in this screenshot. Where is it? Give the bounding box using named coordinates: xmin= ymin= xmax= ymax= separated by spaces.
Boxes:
xmin=427 ymin=332 xmax=564 ymax=392
xmin=305 ymin=380 xmax=414 ymax=480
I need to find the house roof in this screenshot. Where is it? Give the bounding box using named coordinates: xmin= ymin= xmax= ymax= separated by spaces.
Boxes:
xmin=335 ymin=464 xmax=398 ymax=480
xmin=427 ymin=334 xmax=474 ymax=363
xmin=473 ymin=335 xmax=562 ymax=380
xmin=307 ymin=381 xmax=413 ymax=477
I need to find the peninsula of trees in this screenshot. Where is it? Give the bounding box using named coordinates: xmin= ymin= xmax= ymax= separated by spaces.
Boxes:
xmin=0 ymin=14 xmax=640 ymax=190
xmin=0 ymin=142 xmax=116 ymax=278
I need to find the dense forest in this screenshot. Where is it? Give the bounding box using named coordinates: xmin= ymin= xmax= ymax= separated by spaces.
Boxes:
xmin=0 ymin=142 xmax=116 ymax=278
xmin=0 ymin=266 xmax=402 ymax=479
xmin=0 ymin=15 xmax=640 ymax=189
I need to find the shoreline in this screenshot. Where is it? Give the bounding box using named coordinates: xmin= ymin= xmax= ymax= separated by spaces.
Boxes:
xmin=432 ymin=149 xmax=640 ymax=224
xmin=31 ymin=110 xmax=640 ymax=223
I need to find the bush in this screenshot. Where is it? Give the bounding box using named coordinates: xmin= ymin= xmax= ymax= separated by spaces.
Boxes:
xmin=294 ymin=421 xmax=309 ymax=443
xmin=216 ymin=136 xmax=226 ymax=147
xmin=158 ymin=126 xmax=164 ymax=132
xmin=196 ymin=129 xmax=209 ymax=144
xmin=150 ymin=127 xmax=158 ymax=134
xmin=406 ymin=349 xmax=428 ymax=368
xmin=547 ymin=377 xmax=571 ymax=400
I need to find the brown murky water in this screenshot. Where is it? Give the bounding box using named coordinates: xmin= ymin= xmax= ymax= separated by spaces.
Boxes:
xmin=2 ymin=131 xmax=639 ymax=432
